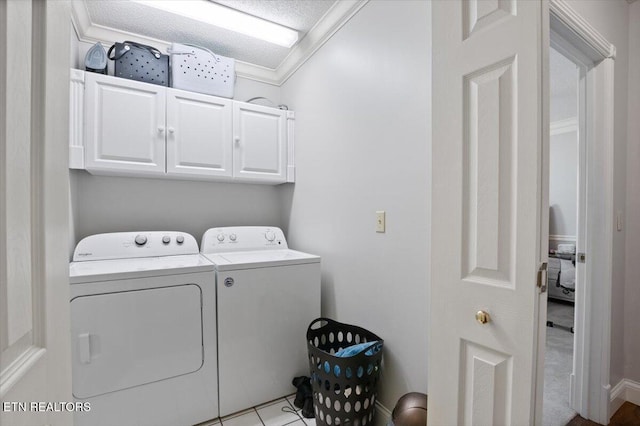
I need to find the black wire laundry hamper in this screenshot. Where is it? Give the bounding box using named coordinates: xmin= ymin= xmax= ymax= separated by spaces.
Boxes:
xmin=306 ymin=318 xmax=383 ymax=426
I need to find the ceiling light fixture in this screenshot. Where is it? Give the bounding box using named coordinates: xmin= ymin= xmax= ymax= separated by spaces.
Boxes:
xmin=132 ymin=0 xmax=299 ymax=48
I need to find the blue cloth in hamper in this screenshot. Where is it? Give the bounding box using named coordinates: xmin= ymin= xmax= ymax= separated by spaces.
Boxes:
xmin=324 ymin=341 xmax=382 ymax=378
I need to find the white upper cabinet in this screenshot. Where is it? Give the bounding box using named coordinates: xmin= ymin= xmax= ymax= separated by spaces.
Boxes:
xmin=73 ymin=71 xmax=294 ymax=184
xmin=84 ymin=72 xmax=166 ymax=176
xmin=233 ymin=102 xmax=287 ymax=183
xmin=166 ymin=89 xmax=233 ymax=179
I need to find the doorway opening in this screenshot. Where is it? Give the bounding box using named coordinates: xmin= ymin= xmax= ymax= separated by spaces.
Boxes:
xmin=537 ymin=3 xmax=616 ymax=424
xmin=542 ymin=44 xmax=583 ymax=426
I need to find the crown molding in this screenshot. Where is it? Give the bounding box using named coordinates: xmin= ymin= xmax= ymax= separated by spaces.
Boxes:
xmin=70 ymin=0 xmax=368 ymax=86
xmin=549 ymin=0 xmax=616 ymax=60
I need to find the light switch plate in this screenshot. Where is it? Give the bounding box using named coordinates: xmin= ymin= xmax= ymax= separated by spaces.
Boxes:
xmin=376 ymin=211 xmax=385 ymax=233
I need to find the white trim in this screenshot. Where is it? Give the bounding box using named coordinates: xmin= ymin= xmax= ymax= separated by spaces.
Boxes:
xmin=610 ymin=379 xmax=640 ymax=415
xmin=550 ymin=117 xmax=578 ymax=135
xmin=70 ymin=0 xmax=368 ymax=87
xmin=549 ymin=0 xmax=616 ymax=60
xmin=69 ymin=68 xmax=84 ymax=169
xmin=286 ymin=110 xmax=295 ymax=183
xmin=0 ymin=346 xmax=45 ymax=397
xmin=374 ymin=401 xmax=392 ymax=426
xmin=548 ymin=234 xmax=576 ymax=242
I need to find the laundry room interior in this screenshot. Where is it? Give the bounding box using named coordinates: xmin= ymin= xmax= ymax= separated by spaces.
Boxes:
xmin=67 ymin=1 xmax=429 ymax=425
xmin=3 ymin=1 xmax=640 ymax=426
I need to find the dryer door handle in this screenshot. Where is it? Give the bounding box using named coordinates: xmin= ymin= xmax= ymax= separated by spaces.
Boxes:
xmin=78 ymin=333 xmax=92 ymax=364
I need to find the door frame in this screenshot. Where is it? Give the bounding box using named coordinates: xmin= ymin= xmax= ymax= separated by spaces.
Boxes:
xmin=536 ymin=1 xmax=616 ymax=424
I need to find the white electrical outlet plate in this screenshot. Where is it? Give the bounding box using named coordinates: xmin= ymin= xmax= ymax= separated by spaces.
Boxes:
xmin=376 ymin=211 xmax=385 ymax=233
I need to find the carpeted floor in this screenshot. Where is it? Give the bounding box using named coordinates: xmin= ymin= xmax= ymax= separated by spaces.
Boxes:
xmin=543 ymin=300 xmax=576 ymax=426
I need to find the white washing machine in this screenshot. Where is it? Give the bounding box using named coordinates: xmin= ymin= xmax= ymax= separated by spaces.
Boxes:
xmin=69 ymin=232 xmax=218 ymax=426
xmin=201 ymin=226 xmax=321 ymax=417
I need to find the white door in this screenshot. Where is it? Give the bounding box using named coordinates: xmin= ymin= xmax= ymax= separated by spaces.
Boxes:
xmin=1 ymin=1 xmax=73 ymax=425
xmin=166 ymin=89 xmax=233 ymax=179
xmin=428 ymin=1 xmax=545 ymax=425
xmin=84 ymin=73 xmax=166 ymax=176
xmin=233 ymin=102 xmax=287 ymax=183
xmin=71 ymin=285 xmax=203 ymax=399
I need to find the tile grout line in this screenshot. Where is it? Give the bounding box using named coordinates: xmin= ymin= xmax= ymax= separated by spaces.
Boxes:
xmin=255 ymin=407 xmax=267 ymax=426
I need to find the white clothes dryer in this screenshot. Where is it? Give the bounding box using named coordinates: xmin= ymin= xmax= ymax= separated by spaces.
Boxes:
xmin=200 ymin=226 xmax=321 ymax=417
xmin=69 ymin=232 xmax=218 ymax=426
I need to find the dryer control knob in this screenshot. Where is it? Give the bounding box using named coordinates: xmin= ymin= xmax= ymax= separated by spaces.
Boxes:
xmin=176 ymin=235 xmax=185 ymax=244
xmin=217 ymin=234 xmax=225 ymax=242
xmin=134 ymin=235 xmax=147 ymax=246
xmin=229 ymin=233 xmax=237 ymax=242
xmin=265 ymin=231 xmax=276 ymax=242
xmin=162 ymin=235 xmax=171 ymax=244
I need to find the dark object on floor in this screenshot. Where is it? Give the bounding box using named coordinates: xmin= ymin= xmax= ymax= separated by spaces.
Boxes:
xmin=392 ymin=392 xmax=428 ymax=426
xmin=566 ymin=401 xmax=640 ymax=425
xmin=291 ymin=376 xmax=314 ymax=418
xmin=547 ymin=320 xmax=575 ymax=333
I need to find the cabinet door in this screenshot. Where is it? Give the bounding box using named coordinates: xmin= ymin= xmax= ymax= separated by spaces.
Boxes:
xmin=166 ymin=89 xmax=233 ymax=179
xmin=84 ymin=73 xmax=166 ymax=176
xmin=233 ymin=102 xmax=286 ymax=183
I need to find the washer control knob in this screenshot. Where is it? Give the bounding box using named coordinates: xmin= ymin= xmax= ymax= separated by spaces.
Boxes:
xmin=265 ymin=231 xmax=276 ymax=242
xmin=134 ymin=235 xmax=147 ymax=246
xmin=162 ymin=235 xmax=171 ymax=244
xmin=176 ymin=235 xmax=185 ymax=244
xmin=229 ymin=233 xmax=237 ymax=242
xmin=217 ymin=234 xmax=225 ymax=242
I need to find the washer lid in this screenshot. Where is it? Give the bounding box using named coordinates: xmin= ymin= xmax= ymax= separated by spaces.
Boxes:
xmin=70 ymin=254 xmax=214 ymax=284
xmin=202 ymin=249 xmax=320 ymax=271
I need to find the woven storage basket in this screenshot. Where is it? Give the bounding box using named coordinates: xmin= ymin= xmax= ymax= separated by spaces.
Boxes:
xmin=306 ymin=318 xmax=383 ymax=426
xmin=169 ymin=43 xmax=235 ymax=98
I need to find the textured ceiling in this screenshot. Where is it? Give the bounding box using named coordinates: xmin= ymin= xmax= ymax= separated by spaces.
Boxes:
xmin=84 ymin=0 xmax=336 ymax=70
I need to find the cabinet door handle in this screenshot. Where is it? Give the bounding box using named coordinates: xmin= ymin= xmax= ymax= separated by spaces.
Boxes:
xmin=234 ymin=136 xmax=240 ymax=145
xmin=168 ymin=127 xmax=175 ymax=134
xmin=157 ymin=127 xmax=165 ymax=134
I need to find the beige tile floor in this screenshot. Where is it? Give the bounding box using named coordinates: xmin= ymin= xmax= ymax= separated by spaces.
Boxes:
xmin=197 ymin=395 xmax=317 ymax=426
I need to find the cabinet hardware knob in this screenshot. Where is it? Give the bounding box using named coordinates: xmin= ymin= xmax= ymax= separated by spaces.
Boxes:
xmin=157 ymin=127 xmax=165 ymax=133
xmin=168 ymin=127 xmax=175 ymax=134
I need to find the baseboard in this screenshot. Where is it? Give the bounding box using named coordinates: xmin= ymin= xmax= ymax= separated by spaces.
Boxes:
xmin=374 ymin=401 xmax=392 ymax=426
xmin=610 ymin=379 xmax=640 ymax=416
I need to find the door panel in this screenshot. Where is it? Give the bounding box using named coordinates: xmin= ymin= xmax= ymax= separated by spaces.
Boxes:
xmin=429 ymin=1 xmax=544 ymax=425
xmin=217 ymin=264 xmax=320 ymax=416
xmin=166 ymin=89 xmax=233 ymax=178
xmin=71 ymin=285 xmax=203 ymax=399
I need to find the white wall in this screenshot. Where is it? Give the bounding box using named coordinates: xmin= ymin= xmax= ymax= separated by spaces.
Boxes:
xmin=549 ymin=47 xmax=579 ymax=239
xmin=549 ymin=130 xmax=578 ymax=238
xmin=624 ymin=0 xmax=640 ymax=384
xmin=280 ymin=0 xmax=430 ymax=409
xmin=72 ymin=172 xmax=284 ymax=246
xmin=565 ymin=0 xmax=629 ymax=389
xmin=550 ymin=47 xmax=578 ymax=122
